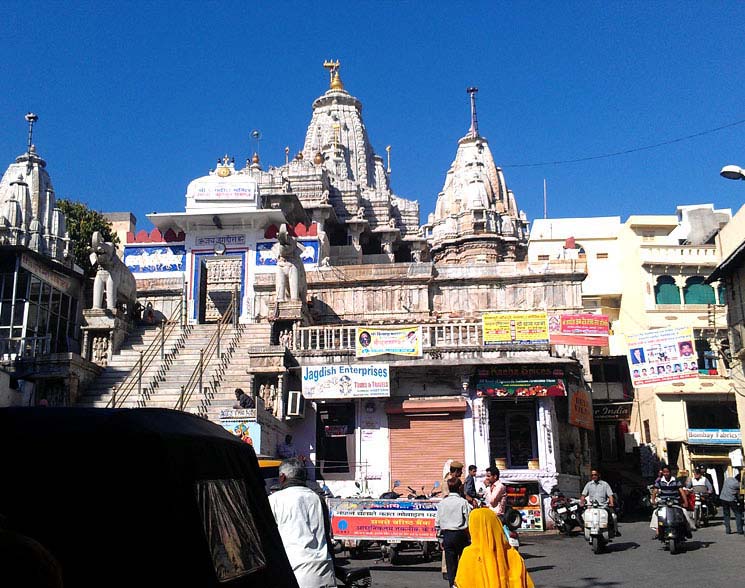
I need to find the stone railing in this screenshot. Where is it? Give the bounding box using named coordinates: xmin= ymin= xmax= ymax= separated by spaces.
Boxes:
xmin=295 ymin=322 xmax=509 ymax=352
xmin=639 ymin=244 xmax=719 ymax=266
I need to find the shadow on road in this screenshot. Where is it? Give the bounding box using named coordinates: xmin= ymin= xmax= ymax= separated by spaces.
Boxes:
xmin=366 ymin=565 xmax=441 ymax=573
xmin=683 ymin=540 xmax=715 ymax=552
xmin=521 ymin=552 xmax=545 ymax=560
xmin=527 ymin=565 xmax=555 ymax=573
xmin=552 ymin=577 xmax=621 ymax=587
xmin=604 ymin=541 xmax=640 ymax=553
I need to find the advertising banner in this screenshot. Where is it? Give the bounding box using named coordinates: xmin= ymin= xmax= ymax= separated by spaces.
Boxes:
xmin=256 ymin=240 xmax=319 ymax=266
xmin=302 ymin=364 xmax=390 ymax=399
xmin=327 ymin=498 xmax=438 ymax=541
xmin=355 ymin=326 xmax=422 ymax=358
xmin=549 ymin=313 xmax=609 ymax=346
xmin=476 ymin=378 xmax=566 ymax=398
xmin=687 ymin=429 xmax=742 ymax=445
xmin=593 ymin=402 xmax=633 ymax=421
xmin=505 ymin=485 xmax=544 ymax=531
xmin=626 ymin=327 xmax=698 ymax=387
xmin=568 ymin=387 xmax=594 ymax=430
xmin=219 ymin=417 xmax=261 ymax=453
xmin=483 ymin=312 xmax=549 ymax=347
xmin=124 ymin=245 xmax=186 ymax=274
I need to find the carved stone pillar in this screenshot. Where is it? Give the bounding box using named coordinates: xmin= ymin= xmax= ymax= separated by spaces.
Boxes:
xmin=276 ymin=373 xmax=286 ymax=420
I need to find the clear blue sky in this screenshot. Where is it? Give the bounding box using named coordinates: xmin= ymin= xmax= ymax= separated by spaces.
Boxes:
xmin=2 ymin=2 xmax=745 ymax=231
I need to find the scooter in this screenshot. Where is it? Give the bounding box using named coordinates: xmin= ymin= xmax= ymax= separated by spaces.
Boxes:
xmin=655 ymin=496 xmax=692 ymax=555
xmin=582 ymin=500 xmax=616 ymax=554
xmin=549 ymin=488 xmax=584 ymax=534
xmin=692 ymin=491 xmax=716 ymax=528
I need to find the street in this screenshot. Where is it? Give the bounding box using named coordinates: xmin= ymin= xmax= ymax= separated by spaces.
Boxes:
xmin=342 ymin=516 xmax=744 ymax=587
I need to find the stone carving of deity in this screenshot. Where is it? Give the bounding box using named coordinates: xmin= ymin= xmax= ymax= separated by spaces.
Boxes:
xmin=272 ymin=224 xmax=307 ymax=302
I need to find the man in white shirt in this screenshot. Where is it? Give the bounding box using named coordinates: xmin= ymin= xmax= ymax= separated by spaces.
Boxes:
xmin=269 ymin=458 xmax=336 ymax=588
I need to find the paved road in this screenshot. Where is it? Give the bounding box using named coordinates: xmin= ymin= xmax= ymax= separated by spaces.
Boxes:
xmin=342 ymin=516 xmax=744 ymax=587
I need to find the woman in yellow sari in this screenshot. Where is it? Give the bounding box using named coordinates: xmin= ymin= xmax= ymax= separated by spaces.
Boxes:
xmin=454 ymin=508 xmax=534 ymax=588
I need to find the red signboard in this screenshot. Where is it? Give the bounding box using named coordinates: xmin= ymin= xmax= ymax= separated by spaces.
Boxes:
xmin=327 ymin=498 xmax=438 ymax=541
xmin=549 ymin=313 xmax=609 ymax=346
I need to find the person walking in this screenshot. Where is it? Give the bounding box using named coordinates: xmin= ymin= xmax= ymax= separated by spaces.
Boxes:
xmin=454 ymin=508 xmax=533 ymax=588
xmin=485 ymin=467 xmax=507 ymax=518
xmin=464 ymin=465 xmax=479 ymax=506
xmin=268 ymin=458 xmax=336 ymax=588
xmin=435 ymin=478 xmax=471 ymax=588
xmin=719 ymin=472 xmax=743 ymax=535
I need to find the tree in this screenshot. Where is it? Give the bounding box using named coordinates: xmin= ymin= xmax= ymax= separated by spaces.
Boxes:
xmin=57 ymin=199 xmax=119 ymax=276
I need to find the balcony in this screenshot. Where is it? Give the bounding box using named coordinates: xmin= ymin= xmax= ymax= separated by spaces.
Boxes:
xmin=640 ymin=244 xmax=719 ymax=267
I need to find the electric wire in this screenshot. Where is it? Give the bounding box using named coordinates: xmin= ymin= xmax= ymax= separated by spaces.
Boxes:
xmin=502 ymin=118 xmax=745 ymax=168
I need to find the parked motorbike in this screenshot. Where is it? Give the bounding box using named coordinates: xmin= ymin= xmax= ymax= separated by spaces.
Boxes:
xmin=655 ymin=497 xmax=692 ymax=555
xmin=583 ymin=500 xmax=616 ymax=554
xmin=381 ymin=481 xmax=441 ymax=564
xmin=692 ymin=491 xmax=716 ymax=528
xmin=549 ymin=488 xmax=584 ymax=534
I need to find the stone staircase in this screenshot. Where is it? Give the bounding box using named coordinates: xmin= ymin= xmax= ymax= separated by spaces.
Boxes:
xmin=204 ymin=323 xmax=274 ymax=420
xmin=80 ymin=321 xmax=276 ymax=417
xmin=79 ymin=323 xmax=192 ymax=408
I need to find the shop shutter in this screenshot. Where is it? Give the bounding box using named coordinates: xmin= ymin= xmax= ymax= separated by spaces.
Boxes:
xmin=389 ymin=413 xmax=465 ymax=495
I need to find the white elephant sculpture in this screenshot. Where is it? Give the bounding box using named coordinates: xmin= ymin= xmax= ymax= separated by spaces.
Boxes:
xmin=273 ymin=224 xmax=307 ymax=302
xmin=89 ymin=231 xmax=137 ymax=315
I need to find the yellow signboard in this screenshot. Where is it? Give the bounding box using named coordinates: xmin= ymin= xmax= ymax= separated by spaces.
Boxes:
xmin=482 ymin=312 xmax=549 ymax=347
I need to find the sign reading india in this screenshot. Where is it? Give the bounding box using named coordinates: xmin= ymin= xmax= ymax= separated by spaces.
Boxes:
xmin=482 ymin=312 xmax=549 ymax=347
xmin=355 ymin=326 xmax=422 ymax=358
xmin=302 ymin=364 xmax=390 ymax=399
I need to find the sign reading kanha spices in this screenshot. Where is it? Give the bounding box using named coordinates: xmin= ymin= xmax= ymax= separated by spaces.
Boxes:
xmin=482 ymin=312 xmax=549 ymax=347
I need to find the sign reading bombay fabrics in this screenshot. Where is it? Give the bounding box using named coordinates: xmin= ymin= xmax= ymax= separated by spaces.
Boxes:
xmin=355 ymin=326 xmax=422 ymax=358
xmin=124 ymin=245 xmax=185 ymax=273
xmin=548 ymin=313 xmax=609 ymax=346
xmin=195 ymin=234 xmax=246 ymax=247
xmin=568 ymin=387 xmax=594 ymax=430
xmin=256 ymin=240 xmax=318 ymax=266
xmin=625 ymin=327 xmax=698 ymax=387
xmin=687 ymin=429 xmax=742 ymax=445
xmin=482 ymin=311 xmax=549 ymax=347
xmin=302 ymin=364 xmax=390 ymax=399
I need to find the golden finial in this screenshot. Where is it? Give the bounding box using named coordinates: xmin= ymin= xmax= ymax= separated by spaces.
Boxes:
xmin=323 ymin=60 xmax=344 ymax=90
xmin=314 ymin=151 xmax=323 ymax=165
xmin=252 ymin=152 xmax=260 ymax=164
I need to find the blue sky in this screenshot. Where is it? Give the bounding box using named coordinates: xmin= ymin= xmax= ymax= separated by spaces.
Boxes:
xmin=2 ymin=2 xmax=745 ymax=230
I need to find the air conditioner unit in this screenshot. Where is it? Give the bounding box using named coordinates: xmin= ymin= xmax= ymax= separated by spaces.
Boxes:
xmin=286 ymin=390 xmax=305 ymax=418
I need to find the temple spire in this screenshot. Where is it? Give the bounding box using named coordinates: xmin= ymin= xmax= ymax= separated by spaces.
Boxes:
xmin=323 ymin=60 xmax=344 ymax=91
xmin=466 ymin=87 xmax=479 ymax=138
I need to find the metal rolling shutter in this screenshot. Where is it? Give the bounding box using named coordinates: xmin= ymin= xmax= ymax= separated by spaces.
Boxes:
xmin=389 ymin=413 xmax=465 ymax=495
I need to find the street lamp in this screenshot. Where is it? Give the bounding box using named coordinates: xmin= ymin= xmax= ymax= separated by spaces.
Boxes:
xmin=720 ymin=165 xmax=745 ymax=180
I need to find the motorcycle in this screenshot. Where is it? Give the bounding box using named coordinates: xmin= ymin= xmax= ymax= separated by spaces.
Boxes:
xmin=380 ymin=481 xmax=441 ymax=564
xmin=655 ymin=496 xmax=692 ymax=555
xmin=692 ymin=491 xmax=716 ymax=528
xmin=549 ymin=488 xmax=584 ymax=534
xmin=582 ymin=500 xmax=616 ymax=554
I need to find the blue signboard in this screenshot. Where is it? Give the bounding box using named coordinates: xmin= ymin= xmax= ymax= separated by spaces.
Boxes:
xmin=687 ymin=429 xmax=741 ymax=445
xmin=256 ymin=240 xmax=318 ymax=266
xmin=124 ymin=245 xmax=186 ymax=273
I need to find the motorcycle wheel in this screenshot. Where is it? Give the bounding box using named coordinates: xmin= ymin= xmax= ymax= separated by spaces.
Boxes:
xmin=694 ymin=507 xmax=701 ymax=528
xmin=669 ymin=539 xmax=678 ymax=555
xmin=591 ymin=536 xmax=601 ymax=554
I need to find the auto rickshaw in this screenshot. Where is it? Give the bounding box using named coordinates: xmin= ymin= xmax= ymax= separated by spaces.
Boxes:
xmin=0 ymin=407 xmax=299 ymax=588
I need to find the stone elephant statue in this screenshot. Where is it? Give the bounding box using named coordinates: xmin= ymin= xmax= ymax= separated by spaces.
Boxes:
xmin=89 ymin=231 xmax=137 ymax=316
xmin=273 ymin=223 xmax=307 ymax=302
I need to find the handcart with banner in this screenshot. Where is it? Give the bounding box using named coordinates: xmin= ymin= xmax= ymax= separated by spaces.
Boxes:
xmin=327 ymin=496 xmax=440 ymax=564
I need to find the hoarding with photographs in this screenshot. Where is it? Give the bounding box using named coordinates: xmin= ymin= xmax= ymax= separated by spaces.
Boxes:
xmin=626 ymin=327 xmax=698 ymax=387
xmin=482 ymin=311 xmax=549 ymax=347
xmin=355 ymin=326 xmax=422 ymax=358
xmin=302 ymin=364 xmax=390 ymax=399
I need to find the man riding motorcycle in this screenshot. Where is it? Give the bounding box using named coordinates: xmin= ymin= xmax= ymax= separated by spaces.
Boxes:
xmin=687 ymin=467 xmax=714 ymax=496
xmin=650 ymin=466 xmax=692 ymax=537
xmin=580 ymin=469 xmax=619 ymax=537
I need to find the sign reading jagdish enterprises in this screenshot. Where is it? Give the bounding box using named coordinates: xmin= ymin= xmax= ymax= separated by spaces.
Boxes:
xmin=302 ymin=364 xmax=390 ymax=399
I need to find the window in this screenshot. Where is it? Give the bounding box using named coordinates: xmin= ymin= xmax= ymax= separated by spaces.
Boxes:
xmin=683 ymin=276 xmax=715 ymax=305
xmin=654 ymin=275 xmax=680 ymax=304
xmin=717 ymin=284 xmax=726 ymax=305
xmin=695 ymin=338 xmax=718 ymax=374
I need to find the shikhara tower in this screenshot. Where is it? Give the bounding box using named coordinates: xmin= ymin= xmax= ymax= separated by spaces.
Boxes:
xmin=424 ymin=87 xmax=529 ymax=264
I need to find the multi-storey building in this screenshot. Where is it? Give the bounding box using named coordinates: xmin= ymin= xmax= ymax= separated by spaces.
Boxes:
xmin=78 ymin=64 xmax=595 ymax=525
